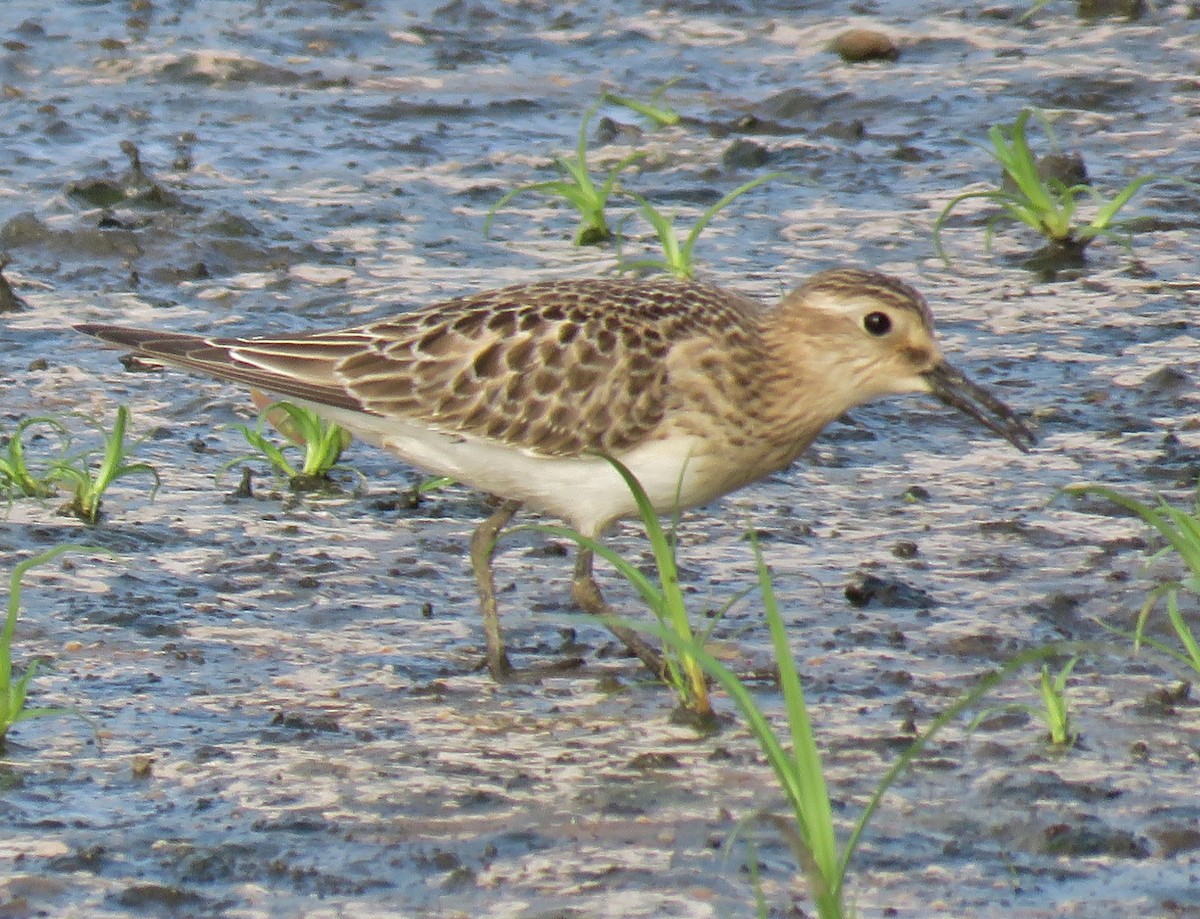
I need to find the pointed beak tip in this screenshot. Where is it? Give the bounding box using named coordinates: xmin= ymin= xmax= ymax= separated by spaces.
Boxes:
xmin=923 ymin=362 xmax=1036 ymax=454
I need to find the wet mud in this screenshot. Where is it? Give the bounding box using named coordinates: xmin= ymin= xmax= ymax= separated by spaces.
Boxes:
xmin=1 ymin=2 xmax=1199 ymax=917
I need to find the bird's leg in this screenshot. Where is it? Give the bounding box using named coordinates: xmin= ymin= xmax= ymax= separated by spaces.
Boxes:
xmin=469 ymin=499 xmax=521 ymax=681
xmin=571 ymin=546 xmax=667 ymax=679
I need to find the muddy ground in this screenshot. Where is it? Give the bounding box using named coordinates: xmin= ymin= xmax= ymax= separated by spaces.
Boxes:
xmin=1 ymin=1 xmax=1199 ymax=917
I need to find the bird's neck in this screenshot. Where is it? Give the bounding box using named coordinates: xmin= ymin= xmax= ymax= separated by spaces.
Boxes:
xmin=757 ymin=321 xmax=869 ymax=453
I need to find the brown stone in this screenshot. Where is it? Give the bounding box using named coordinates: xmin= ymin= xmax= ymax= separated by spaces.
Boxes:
xmin=831 ymin=28 xmax=899 ymax=63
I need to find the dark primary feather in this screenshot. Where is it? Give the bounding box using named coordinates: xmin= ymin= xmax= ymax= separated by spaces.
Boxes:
xmin=74 ymin=324 xmax=370 ymax=412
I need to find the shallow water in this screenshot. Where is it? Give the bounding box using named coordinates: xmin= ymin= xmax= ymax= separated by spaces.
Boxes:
xmin=1 ymin=1 xmax=1199 ymax=917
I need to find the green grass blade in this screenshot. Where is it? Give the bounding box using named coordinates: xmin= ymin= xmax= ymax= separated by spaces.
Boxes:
xmin=1133 ymin=586 xmax=1166 ymax=651
xmin=632 ymin=198 xmax=684 ymax=275
xmin=1166 ymin=592 xmax=1200 ymax=672
xmin=1017 ymin=0 xmax=1061 ymax=23
xmin=1038 ymin=658 xmax=1077 ymax=745
xmin=1066 ymin=484 xmax=1200 ymax=574
xmin=521 ymin=523 xmax=665 ymax=612
xmin=995 ymin=196 xmax=1046 ymax=234
xmin=2 ymin=544 xmax=112 ymax=739
xmin=645 ymin=617 xmax=842 ymax=916
xmin=484 ymin=180 xmax=566 ymax=236
xmin=416 ymin=475 xmax=455 ymax=494
xmin=574 ymin=99 xmax=600 ymax=169
xmin=512 ymin=453 xmax=709 ymax=711
xmin=603 ymin=91 xmax=681 ymax=127
xmin=680 ymin=172 xmax=782 ymax=265
xmin=515 ymin=521 xmax=686 ymax=695
xmin=559 ymin=156 xmax=599 ymax=199
xmin=1157 ymin=502 xmax=1200 ymax=575
xmin=934 ymin=190 xmax=1008 ymax=263
xmin=1099 ymin=603 xmax=1200 ymax=676
xmin=839 ymin=644 xmax=1068 ymax=878
xmin=1004 ymin=111 xmax=1058 ymax=215
xmin=93 ymin=405 xmax=131 ymax=493
xmin=616 ymin=257 xmax=673 ymax=275
xmin=112 ymin=462 xmax=162 ymax=498
xmin=11 ymin=704 xmax=75 ymax=725
xmin=601 ymin=456 xmax=708 ymax=710
xmin=751 ymin=537 xmax=839 ymax=899
xmin=266 ymin=402 xmax=350 ymax=477
xmin=0 ymin=416 xmax=70 ymax=497
xmin=1088 ymin=174 xmax=1156 ymax=230
xmin=598 ymin=151 xmax=648 ymax=197
xmin=1053 ymin=656 xmax=1078 ymax=692
xmin=236 ymin=423 xmax=300 ymax=479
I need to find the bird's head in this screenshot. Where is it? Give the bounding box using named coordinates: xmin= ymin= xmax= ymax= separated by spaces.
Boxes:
xmin=774 ymin=268 xmax=1035 ymax=452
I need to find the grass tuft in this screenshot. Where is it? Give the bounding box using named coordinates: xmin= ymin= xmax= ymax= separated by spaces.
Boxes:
xmin=0 ymin=416 xmax=71 ymax=500
xmin=485 ymin=101 xmax=645 ymax=246
xmin=48 ymin=405 xmax=160 ymax=524
xmin=1065 ymin=480 xmax=1200 ymax=678
xmin=934 ymin=108 xmax=1164 ymax=266
xmin=972 ymin=657 xmax=1079 ymax=747
xmin=484 ymin=85 xmax=778 ymax=277
xmin=618 ymin=173 xmax=782 ymax=279
xmin=527 ymin=461 xmax=1077 ymax=915
xmin=226 ymin=401 xmax=355 ymax=492
xmin=1 ymin=544 xmax=108 ymax=746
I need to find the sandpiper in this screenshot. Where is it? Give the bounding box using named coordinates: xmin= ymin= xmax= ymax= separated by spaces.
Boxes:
xmin=77 ymin=269 xmax=1035 ymax=680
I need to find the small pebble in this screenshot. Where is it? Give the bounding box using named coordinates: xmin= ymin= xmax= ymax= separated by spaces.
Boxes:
xmin=831 ymin=28 xmax=899 ymax=63
xmin=722 ymin=138 xmax=770 ymax=169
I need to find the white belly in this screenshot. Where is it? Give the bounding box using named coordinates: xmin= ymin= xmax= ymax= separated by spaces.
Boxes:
xmin=383 ymin=424 xmax=714 ymax=536
xmin=296 ymin=401 xmax=716 ymax=536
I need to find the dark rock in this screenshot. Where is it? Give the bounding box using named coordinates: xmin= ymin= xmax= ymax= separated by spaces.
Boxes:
xmin=844 ymin=572 xmax=936 ymax=609
xmin=939 ymin=630 xmax=1017 ymax=656
xmin=820 ymin=119 xmax=866 ymax=142
xmin=595 ymin=116 xmax=642 ymax=145
xmin=1150 ymin=824 xmax=1200 ymax=857
xmin=116 ymin=884 xmax=206 ymax=910
xmin=1138 ymin=682 xmax=1192 ymax=717
xmin=754 ymin=87 xmax=843 ymax=121
xmin=0 ymin=254 xmax=27 ymax=312
xmin=1002 ymin=150 xmax=1088 ymax=195
xmin=270 ymin=711 xmax=340 ymax=733
xmin=900 ymin=485 xmax=931 ymax=503
xmin=1042 ymin=821 xmax=1150 ymax=858
xmin=1139 ymin=366 xmax=1190 ymax=395
xmin=722 ymin=138 xmax=770 ymax=169
xmin=1078 ymin=0 xmax=1147 ymax=18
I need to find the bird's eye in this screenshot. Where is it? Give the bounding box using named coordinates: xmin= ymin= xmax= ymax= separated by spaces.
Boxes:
xmin=863 ymin=311 xmax=892 ymax=336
